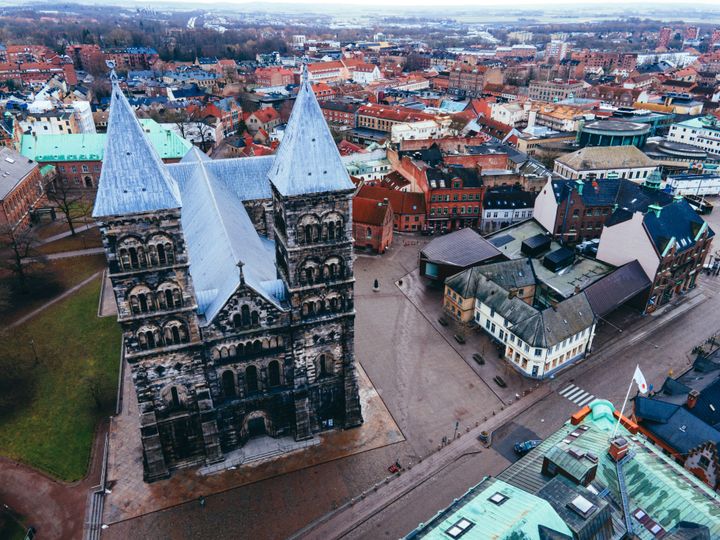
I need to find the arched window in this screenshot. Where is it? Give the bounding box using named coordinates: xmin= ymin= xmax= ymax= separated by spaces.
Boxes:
xmin=366 ymin=227 xmax=372 ymax=239
xmin=222 ymin=370 xmax=236 ymax=397
xmin=171 ymin=326 xmax=180 ymax=344
xmin=253 ymin=340 xmax=262 ymax=353
xmin=129 ymin=247 xmax=139 ymax=268
xmin=328 ymin=221 xmax=335 ymax=241
xmin=319 ymin=354 xmax=330 ymax=377
xmin=233 ymin=313 xmax=242 ymax=328
xmin=157 ymin=243 xmax=167 ymax=265
xmin=170 ymin=386 xmax=181 ymax=408
xmin=246 ymin=366 xmax=259 ymax=394
xmin=268 ymin=361 xmax=281 ymax=387
xmin=305 ymin=224 xmax=313 ymax=244
xmin=164 ymin=289 xmax=174 ymax=309
xmin=145 ymin=330 xmax=155 ymax=349
xmin=241 ymin=305 xmax=250 ymax=326
xmin=251 ymin=311 xmax=259 ymax=326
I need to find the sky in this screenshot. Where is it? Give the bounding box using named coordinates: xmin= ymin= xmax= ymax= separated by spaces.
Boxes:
xmin=158 ymin=0 xmax=719 ymax=5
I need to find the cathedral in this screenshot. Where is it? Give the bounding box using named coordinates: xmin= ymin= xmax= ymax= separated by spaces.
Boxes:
xmin=93 ymin=69 xmax=363 ymax=482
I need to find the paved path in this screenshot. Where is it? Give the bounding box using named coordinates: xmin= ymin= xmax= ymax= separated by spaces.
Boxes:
xmin=39 ymin=223 xmax=97 ymax=245
xmin=291 ymin=385 xmax=552 ymax=540
xmin=44 ymin=248 xmax=105 ymax=260
xmin=0 ymin=420 xmax=108 ymax=540
xmin=3 ymin=271 xmax=103 ymax=330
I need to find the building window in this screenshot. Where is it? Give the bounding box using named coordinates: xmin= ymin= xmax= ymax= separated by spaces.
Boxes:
xmin=445 ymin=518 xmax=475 ymax=539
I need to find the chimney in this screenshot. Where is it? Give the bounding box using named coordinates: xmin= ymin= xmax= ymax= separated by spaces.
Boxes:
xmin=383 ymin=197 xmax=389 ymax=206
xmin=527 ymin=110 xmax=537 ymax=129
xmin=508 ymin=288 xmax=518 ymax=299
xmin=688 ymin=389 xmax=700 ymax=409
xmin=647 ymin=203 xmax=662 ymax=218
xmin=575 ymin=179 xmax=584 ymax=195
xmin=673 ymin=194 xmax=683 ymax=203
xmin=608 ymin=436 xmax=629 ymax=462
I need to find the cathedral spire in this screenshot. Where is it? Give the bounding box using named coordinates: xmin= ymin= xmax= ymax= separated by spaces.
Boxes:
xmin=93 ymin=69 xmax=181 ymax=218
xmin=266 ymin=60 xmax=353 ymax=197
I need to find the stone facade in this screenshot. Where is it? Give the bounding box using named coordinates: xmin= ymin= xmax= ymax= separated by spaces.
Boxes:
xmin=96 ymin=70 xmax=362 ymax=482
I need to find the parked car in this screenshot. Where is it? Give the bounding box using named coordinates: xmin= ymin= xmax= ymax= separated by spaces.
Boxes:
xmin=420 ymin=228 xmax=434 ymax=236
xmin=454 ymin=334 xmax=465 ymax=344
xmin=493 ymin=375 xmax=507 ymax=388
xmin=514 ymin=439 xmax=542 ymax=456
xmin=438 ymin=317 xmax=449 ymax=327
xmin=472 ymin=353 xmax=485 ymax=365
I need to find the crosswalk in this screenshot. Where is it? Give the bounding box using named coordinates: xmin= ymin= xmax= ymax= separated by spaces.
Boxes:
xmin=558 ymin=384 xmax=596 ymax=408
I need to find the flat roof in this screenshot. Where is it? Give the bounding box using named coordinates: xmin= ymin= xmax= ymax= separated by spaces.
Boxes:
xmin=488 ymin=220 xmax=613 ymax=298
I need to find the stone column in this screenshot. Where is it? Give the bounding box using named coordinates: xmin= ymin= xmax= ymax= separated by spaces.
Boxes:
xmin=196 ymin=386 xmax=224 ymax=465
xmin=293 ymin=388 xmax=313 ymax=441
xmin=140 ymin=411 xmax=170 ymax=482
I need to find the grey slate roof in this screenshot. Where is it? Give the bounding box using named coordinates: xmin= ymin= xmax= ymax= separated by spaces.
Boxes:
xmin=421 ymin=227 xmax=502 ymax=267
xmin=0 ymin=147 xmax=36 ymax=200
xmin=267 ymin=68 xmax=353 ymax=197
xmin=583 ymin=260 xmax=651 ymax=317
xmin=175 ymin=148 xmax=283 ymax=322
xmin=93 ymin=80 xmax=181 ymax=218
xmin=168 ymin=156 xmax=274 ymax=202
xmin=469 ymin=271 xmax=595 ymax=348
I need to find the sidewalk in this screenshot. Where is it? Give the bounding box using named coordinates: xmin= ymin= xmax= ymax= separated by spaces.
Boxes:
xmin=4 ymin=271 xmax=103 ymax=330
xmin=290 ymin=384 xmax=552 ymax=540
xmin=39 ymin=223 xmax=97 ymax=245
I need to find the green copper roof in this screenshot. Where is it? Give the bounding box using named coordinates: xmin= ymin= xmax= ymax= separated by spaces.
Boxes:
xmin=498 ymin=399 xmax=720 ymax=540
xmin=19 ymin=119 xmax=191 ymax=163
xmin=407 ymin=477 xmax=572 ymax=540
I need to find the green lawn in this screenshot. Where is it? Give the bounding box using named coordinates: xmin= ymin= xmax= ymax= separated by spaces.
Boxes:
xmin=0 ymin=278 xmax=121 ymax=481
xmin=37 ymin=227 xmax=102 ymax=255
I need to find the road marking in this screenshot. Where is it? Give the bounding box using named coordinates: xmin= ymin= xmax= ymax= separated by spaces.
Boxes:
xmin=565 ymin=388 xmax=586 ymax=401
xmin=557 ymin=384 xmax=595 ymax=407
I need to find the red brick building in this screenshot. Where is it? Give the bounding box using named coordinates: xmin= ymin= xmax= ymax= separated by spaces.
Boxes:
xmin=0 ymin=61 xmax=77 ymax=85
xmin=320 ymin=101 xmax=360 ymax=126
xmin=426 ymin=167 xmax=484 ymax=232
xmin=357 ymin=185 xmax=426 ymax=232
xmin=0 ymin=147 xmax=44 ymax=229
xmin=254 ymin=66 xmax=294 ymax=86
xmin=245 ymin=108 xmax=281 ymax=135
xmin=352 ymin=197 xmax=393 ymax=253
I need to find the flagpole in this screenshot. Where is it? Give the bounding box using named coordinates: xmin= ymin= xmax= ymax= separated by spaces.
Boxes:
xmin=612 ymin=375 xmax=635 ymax=439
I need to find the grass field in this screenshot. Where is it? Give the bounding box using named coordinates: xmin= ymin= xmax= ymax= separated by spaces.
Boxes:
xmin=0 ymin=254 xmax=106 ymax=327
xmin=0 ymin=278 xmax=121 ymax=481
xmin=37 ymin=227 xmax=102 ymax=255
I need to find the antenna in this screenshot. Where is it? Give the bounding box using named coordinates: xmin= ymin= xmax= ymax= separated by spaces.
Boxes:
xmin=301 ymin=56 xmax=309 ymax=85
xmin=106 ymin=60 xmax=118 ymax=85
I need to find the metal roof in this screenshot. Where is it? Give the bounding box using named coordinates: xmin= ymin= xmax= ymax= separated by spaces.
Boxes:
xmin=405 ymin=477 xmax=573 ymax=540
xmin=583 ymin=260 xmax=651 ymax=317
xmin=92 ymin=81 xmax=182 ymax=217
xmin=20 ymin=119 xmax=191 ymax=163
xmin=421 ymin=228 xmax=502 ymax=268
xmin=175 ymin=147 xmax=283 ymax=322
xmin=498 ymin=399 xmax=720 ymax=540
xmin=0 ymin=147 xmax=37 ymax=200
xmin=267 ymin=67 xmax=354 ymax=197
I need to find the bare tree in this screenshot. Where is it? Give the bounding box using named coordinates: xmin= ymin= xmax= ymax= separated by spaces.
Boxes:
xmin=0 ymin=224 xmax=44 ymax=288
xmin=45 ymin=176 xmax=92 ymax=236
xmin=82 ymin=372 xmax=112 ymax=410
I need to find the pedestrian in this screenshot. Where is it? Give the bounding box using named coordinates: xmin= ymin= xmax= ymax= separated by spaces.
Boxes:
xmin=199 ymin=495 xmax=206 ymax=508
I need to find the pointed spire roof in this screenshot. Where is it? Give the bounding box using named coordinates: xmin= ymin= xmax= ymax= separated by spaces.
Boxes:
xmin=93 ymin=74 xmax=181 ymax=218
xmin=267 ymin=63 xmax=353 ymax=197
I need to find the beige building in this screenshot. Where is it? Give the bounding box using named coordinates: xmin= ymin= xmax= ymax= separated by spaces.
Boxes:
xmin=553 ymin=146 xmax=658 ymax=181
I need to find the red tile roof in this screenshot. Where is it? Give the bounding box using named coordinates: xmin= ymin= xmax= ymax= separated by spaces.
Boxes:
xmin=250 ymin=108 xmax=280 ymax=123
xmin=357 ymin=185 xmax=426 ymax=215
xmin=357 ymin=103 xmax=435 ymax=123
xmin=353 ymin=196 xmax=391 ymax=226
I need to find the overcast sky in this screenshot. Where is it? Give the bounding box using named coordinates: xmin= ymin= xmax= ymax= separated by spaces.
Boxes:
xmin=161 ymin=0 xmax=718 ymax=5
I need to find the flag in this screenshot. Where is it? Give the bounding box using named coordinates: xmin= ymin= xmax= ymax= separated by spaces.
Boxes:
xmin=633 ymin=365 xmax=648 ymax=394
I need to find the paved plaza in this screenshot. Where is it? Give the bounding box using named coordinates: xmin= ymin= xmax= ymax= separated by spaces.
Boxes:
xmin=103 ymin=361 xmax=403 ymax=524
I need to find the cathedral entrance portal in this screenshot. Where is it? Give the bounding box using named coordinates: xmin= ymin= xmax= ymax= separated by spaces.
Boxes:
xmin=248 ymin=417 xmax=266 ymax=437
xmin=241 ymin=410 xmax=272 ymax=440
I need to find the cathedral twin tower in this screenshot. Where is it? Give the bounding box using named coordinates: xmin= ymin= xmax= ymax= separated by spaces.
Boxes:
xmin=93 ymin=69 xmax=363 ymax=481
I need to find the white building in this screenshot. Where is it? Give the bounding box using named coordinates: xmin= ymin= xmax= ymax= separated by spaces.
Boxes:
xmin=350 ymin=64 xmax=381 ymax=85
xmin=666 ymin=172 xmax=720 ymax=196
xmin=71 ymin=101 xmax=96 ymax=134
xmin=341 ymin=148 xmax=391 ymax=181
xmin=553 ymin=146 xmax=658 ymax=181
xmin=667 ymin=116 xmax=720 ymax=156
xmin=390 ymin=119 xmax=448 ymax=143
xmin=490 ymin=101 xmax=530 ymax=127
xmin=444 ymin=261 xmax=596 ymax=379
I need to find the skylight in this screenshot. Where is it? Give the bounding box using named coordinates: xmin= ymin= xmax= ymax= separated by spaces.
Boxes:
xmin=488 ymin=492 xmax=509 ymax=505
xmin=445 ymin=517 xmax=475 ymax=539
